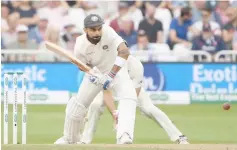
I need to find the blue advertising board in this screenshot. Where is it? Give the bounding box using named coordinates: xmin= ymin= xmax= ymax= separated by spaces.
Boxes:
xmin=143 ymin=63 xmax=237 ymax=93
xmin=1 ymin=63 xmax=84 ymax=92
xmin=2 ymin=63 xmax=237 ymax=94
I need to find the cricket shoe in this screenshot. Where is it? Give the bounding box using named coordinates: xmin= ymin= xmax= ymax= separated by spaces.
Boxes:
xmin=117 ymin=133 xmax=133 ymax=144
xmin=54 ymin=136 xmax=72 ymax=144
xmin=176 ymin=135 xmax=189 ymax=144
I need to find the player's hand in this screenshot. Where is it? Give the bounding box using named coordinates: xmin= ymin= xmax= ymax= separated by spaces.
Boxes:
xmin=97 ymin=74 xmax=113 ymax=90
xmin=89 ymin=67 xmax=103 ymax=85
xmin=89 ymin=68 xmax=115 ymax=90
xmin=89 ymin=74 xmax=111 ymax=89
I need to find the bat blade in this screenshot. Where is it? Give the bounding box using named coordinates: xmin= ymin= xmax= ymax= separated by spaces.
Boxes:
xmin=45 ymin=41 xmax=94 ymax=75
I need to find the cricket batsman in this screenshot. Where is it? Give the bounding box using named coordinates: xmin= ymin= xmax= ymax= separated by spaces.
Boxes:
xmin=79 ymin=55 xmax=189 ymax=144
xmin=54 ymin=14 xmax=138 ymax=144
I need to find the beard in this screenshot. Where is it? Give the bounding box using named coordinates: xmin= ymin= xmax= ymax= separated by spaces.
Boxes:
xmin=87 ymin=34 xmax=101 ymax=44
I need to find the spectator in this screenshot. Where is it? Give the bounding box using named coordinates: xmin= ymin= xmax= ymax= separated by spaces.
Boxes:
xmin=2 ymin=15 xmax=19 ymax=46
xmin=62 ymin=21 xmax=75 ymax=44
xmin=222 ymin=7 xmax=237 ymax=50
xmin=28 ymin=15 xmax=48 ymax=44
xmin=29 ymin=16 xmax=49 ymax=44
xmin=145 ymin=1 xmax=162 ymax=8
xmin=154 ymin=2 xmax=173 ymax=42
xmin=39 ymin=25 xmax=66 ymax=61
xmin=138 ymin=3 xmax=163 ymax=43
xmin=125 ymin=1 xmax=143 ymax=30
xmin=2 ymin=1 xmax=20 ymax=14
xmin=1 ymin=38 xmax=6 ymax=49
xmin=39 ymin=24 xmax=66 ymax=49
xmin=13 ymin=0 xmax=39 ymax=30
xmin=118 ymin=19 xmax=137 ymax=47
xmin=31 ymin=1 xmax=49 ymax=9
xmin=80 ymin=1 xmax=100 ymax=16
xmin=168 ymin=7 xmax=193 ymax=49
xmin=67 ymin=2 xmax=85 ymax=30
xmin=192 ymin=23 xmax=226 ymax=54
xmin=109 ymin=2 xmax=143 ymax=32
xmin=215 ymin=1 xmax=230 ymax=27
xmin=40 ymin=24 xmax=66 ymax=48
xmin=65 ymin=1 xmax=77 ymax=7
xmin=99 ymin=1 xmax=119 ymax=21
xmin=1 ymin=4 xmax=10 ymax=32
xmin=190 ymin=7 xmax=221 ymax=39
xmin=110 ymin=2 xmax=130 ymax=32
xmin=233 ymin=31 xmax=237 ymax=50
xmin=67 ymin=28 xmax=83 ymax=51
xmin=169 ymin=1 xmax=190 ymax=18
xmin=38 ymin=1 xmax=68 ymax=29
xmin=130 ymin=30 xmax=158 ymax=51
xmin=191 ymin=1 xmax=220 ymax=23
xmin=6 ymin=24 xmax=38 ymax=49
xmin=37 ymin=15 xmax=48 ymax=40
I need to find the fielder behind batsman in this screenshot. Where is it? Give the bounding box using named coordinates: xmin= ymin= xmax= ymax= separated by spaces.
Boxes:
xmin=55 ymin=14 xmax=137 ymax=144
xmin=80 ymin=55 xmax=189 ymax=144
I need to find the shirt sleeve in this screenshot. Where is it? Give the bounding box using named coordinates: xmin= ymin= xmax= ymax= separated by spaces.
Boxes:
xmin=138 ymin=21 xmax=144 ymax=30
xmin=73 ymin=37 xmax=88 ymax=64
xmin=217 ymin=37 xmax=226 ymax=51
xmin=157 ymin=21 xmax=163 ymax=31
xmin=170 ymin=19 xmax=176 ymax=30
xmin=32 ymin=8 xmax=37 ymax=16
xmin=107 ymin=26 xmax=125 ymax=50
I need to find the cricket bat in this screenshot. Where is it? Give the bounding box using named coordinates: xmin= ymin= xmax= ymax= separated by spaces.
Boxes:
xmin=45 ymin=41 xmax=95 ymax=75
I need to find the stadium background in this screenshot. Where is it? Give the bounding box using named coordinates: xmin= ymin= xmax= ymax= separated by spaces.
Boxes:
xmin=1 ymin=0 xmax=237 ymax=145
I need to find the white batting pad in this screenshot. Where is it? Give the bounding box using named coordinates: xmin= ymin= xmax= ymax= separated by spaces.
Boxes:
xmin=63 ymin=96 xmax=87 ymax=143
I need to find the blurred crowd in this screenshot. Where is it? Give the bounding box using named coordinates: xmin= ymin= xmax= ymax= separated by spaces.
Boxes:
xmin=1 ymin=0 xmax=237 ymax=61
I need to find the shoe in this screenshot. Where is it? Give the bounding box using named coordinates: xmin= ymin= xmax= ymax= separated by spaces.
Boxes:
xmin=177 ymin=135 xmax=189 ymax=144
xmin=117 ymin=133 xmax=132 ymax=144
xmin=54 ymin=136 xmax=71 ymax=144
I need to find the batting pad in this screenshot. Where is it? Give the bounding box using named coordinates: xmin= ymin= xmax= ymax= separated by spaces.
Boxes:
xmin=63 ymin=97 xmax=87 ymax=143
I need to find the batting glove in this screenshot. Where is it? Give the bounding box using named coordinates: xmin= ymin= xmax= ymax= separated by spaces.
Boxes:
xmin=89 ymin=67 xmax=103 ymax=85
xmin=89 ymin=68 xmax=115 ymax=90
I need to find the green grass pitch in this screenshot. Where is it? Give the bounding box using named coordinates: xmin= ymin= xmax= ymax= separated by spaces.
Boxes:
xmin=1 ymin=104 xmax=237 ymax=149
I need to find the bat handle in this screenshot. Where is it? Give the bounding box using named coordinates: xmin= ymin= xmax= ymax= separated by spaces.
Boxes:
xmin=88 ymin=67 xmax=101 ymax=76
xmin=88 ymin=69 xmax=98 ymax=76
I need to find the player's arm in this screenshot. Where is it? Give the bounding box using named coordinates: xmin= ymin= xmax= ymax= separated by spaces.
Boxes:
xmin=110 ymin=42 xmax=130 ymax=74
xmin=101 ymin=42 xmax=129 ymax=89
xmin=103 ymin=90 xmax=118 ymax=129
xmin=98 ymin=27 xmax=130 ymax=90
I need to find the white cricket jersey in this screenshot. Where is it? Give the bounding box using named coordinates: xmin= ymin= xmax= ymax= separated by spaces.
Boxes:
xmin=74 ymin=25 xmax=125 ymax=73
